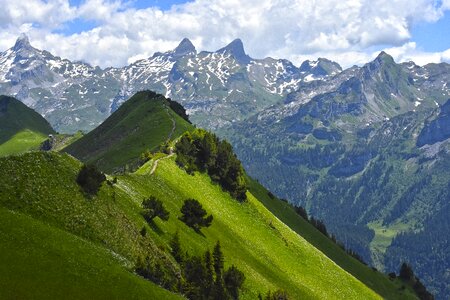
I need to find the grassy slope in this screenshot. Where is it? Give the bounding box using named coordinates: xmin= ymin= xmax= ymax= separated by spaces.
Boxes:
xmin=0 ymin=208 xmax=181 ymax=300
xmin=0 ymin=95 xmax=55 ymax=155
xmin=0 ymin=129 xmax=47 ymax=156
xmin=1 ymin=151 xmax=380 ymax=300
xmin=124 ymin=156 xmax=382 ymax=300
xmin=246 ymin=176 xmax=418 ymax=300
xmin=63 ymin=91 xmax=193 ymax=172
xmin=0 ymin=152 xmax=182 ymax=299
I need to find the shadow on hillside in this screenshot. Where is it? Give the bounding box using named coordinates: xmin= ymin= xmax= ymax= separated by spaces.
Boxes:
xmin=148 ymin=221 xmax=163 ymax=235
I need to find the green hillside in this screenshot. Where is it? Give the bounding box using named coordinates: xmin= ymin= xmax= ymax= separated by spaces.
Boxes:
xmin=246 ymin=177 xmax=417 ymax=299
xmin=0 ymin=95 xmax=55 ymax=156
xmin=0 ymin=151 xmax=391 ymax=300
xmin=0 ymin=208 xmax=181 ymax=300
xmin=64 ymin=90 xmax=193 ymax=172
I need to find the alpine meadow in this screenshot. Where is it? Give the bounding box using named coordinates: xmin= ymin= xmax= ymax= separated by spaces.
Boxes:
xmin=1 ymin=1 xmax=449 ymax=299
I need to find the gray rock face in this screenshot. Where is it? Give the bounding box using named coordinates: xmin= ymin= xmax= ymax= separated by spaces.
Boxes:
xmin=417 ymin=99 xmax=450 ymax=146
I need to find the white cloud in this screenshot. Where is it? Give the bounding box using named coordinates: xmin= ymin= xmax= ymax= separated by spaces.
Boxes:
xmin=0 ymin=0 xmax=449 ymax=68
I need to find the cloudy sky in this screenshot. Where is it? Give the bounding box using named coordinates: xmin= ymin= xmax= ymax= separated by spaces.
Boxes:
xmin=1 ymin=0 xmax=450 ymax=68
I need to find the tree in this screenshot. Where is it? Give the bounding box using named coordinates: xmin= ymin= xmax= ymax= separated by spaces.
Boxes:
xmin=224 ymin=265 xmax=245 ymax=300
xmin=213 ymin=241 xmax=224 ymax=278
xmin=294 ymin=205 xmax=308 ymax=220
xmin=264 ymin=289 xmax=289 ymax=300
xmin=212 ymin=241 xmax=226 ymax=299
xmin=203 ymin=250 xmax=214 ymax=297
xmin=399 ymin=262 xmax=414 ymax=282
xmin=183 ymin=255 xmax=206 ymax=299
xmin=179 ymin=199 xmax=213 ymax=232
xmin=170 ymin=231 xmax=183 ymax=264
xmin=142 ymin=196 xmax=170 ymax=222
xmin=76 ymin=164 xmax=106 ymax=196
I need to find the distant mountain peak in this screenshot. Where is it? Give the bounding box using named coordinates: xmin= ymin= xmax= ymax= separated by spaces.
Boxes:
xmin=174 ymin=38 xmax=196 ymax=56
xmin=13 ymin=33 xmax=32 ymax=51
xmin=299 ymin=58 xmax=342 ymax=76
xmin=217 ymin=38 xmax=251 ymax=64
xmin=375 ymin=51 xmax=395 ymax=64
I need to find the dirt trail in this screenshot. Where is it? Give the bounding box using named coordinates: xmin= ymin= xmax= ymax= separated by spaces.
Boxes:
xmin=149 ymin=152 xmax=174 ymax=175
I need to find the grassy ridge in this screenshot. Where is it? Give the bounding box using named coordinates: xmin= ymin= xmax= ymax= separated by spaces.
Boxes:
xmin=0 ymin=151 xmax=382 ymax=299
xmin=64 ymin=91 xmax=193 ymax=172
xmin=124 ymin=156 xmax=382 ymax=299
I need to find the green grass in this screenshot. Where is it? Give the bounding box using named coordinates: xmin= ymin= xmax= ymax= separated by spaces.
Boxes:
xmin=0 ymin=129 xmax=47 ymax=156
xmin=0 ymin=151 xmax=382 ymax=300
xmin=121 ymin=156 xmax=383 ymax=299
xmin=0 ymin=150 xmax=419 ymax=299
xmin=0 ymin=95 xmax=54 ymax=144
xmin=246 ymin=176 xmax=418 ymax=300
xmin=368 ymin=221 xmax=411 ymax=270
xmin=63 ymin=91 xmax=193 ymax=173
xmin=0 ymin=207 xmax=181 ymax=300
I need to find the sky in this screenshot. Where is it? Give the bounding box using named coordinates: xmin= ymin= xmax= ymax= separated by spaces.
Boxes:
xmin=0 ymin=0 xmax=450 ymax=68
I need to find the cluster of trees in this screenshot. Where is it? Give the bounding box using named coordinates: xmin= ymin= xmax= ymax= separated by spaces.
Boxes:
xmin=291 ymin=202 xmax=367 ymax=265
xmin=76 ymin=164 xmax=106 ymax=196
xmin=397 ymin=263 xmax=434 ymax=300
xmin=259 ymin=290 xmax=289 ymax=300
xmin=176 ymin=129 xmax=247 ymax=201
xmin=166 ymin=97 xmax=191 ymax=123
xmin=164 ymin=234 xmax=245 ymax=300
xmin=141 ymin=197 xmax=212 ymax=234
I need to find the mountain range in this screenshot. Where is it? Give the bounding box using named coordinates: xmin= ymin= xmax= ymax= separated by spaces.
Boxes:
xmin=0 ymin=35 xmax=448 ymax=298
xmin=0 ymin=35 xmax=340 ymax=133
xmin=0 ymin=91 xmax=425 ymax=300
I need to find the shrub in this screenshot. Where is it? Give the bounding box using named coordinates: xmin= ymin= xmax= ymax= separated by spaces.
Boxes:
xmin=224 ymin=265 xmax=245 ymax=300
xmin=142 ymin=196 xmax=169 ymax=222
xmin=179 ymin=199 xmax=213 ymax=232
xmin=76 ymin=164 xmax=106 ymax=196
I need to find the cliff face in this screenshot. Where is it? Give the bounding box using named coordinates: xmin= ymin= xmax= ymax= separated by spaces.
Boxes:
xmin=417 ymin=99 xmax=450 ymax=147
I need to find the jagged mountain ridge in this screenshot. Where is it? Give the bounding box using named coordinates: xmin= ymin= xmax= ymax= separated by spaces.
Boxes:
xmin=0 ymin=35 xmax=340 ymax=132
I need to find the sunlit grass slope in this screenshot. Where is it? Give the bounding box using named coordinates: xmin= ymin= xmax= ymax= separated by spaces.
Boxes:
xmin=246 ymin=176 xmax=418 ymax=300
xmin=0 ymin=129 xmax=47 ymax=156
xmin=0 ymin=151 xmax=382 ymax=300
xmin=122 ymin=156 xmax=382 ymax=299
xmin=0 ymin=95 xmax=54 ymax=156
xmin=0 ymin=207 xmax=181 ymax=300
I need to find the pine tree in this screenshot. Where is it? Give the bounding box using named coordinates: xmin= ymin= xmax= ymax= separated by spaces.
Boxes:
xmin=203 ymin=250 xmax=214 ymax=298
xmin=142 ymin=196 xmax=169 ymax=222
xmin=170 ymin=231 xmax=183 ymax=264
xmin=179 ymin=199 xmax=213 ymax=232
xmin=224 ymin=265 xmax=245 ymax=299
xmin=212 ymin=241 xmax=226 ymax=299
xmin=399 ymin=262 xmax=414 ymax=282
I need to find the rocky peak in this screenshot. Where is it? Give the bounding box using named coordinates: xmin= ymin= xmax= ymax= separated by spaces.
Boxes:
xmin=173 ymin=38 xmax=196 ymax=56
xmin=374 ymin=51 xmax=395 ymax=64
xmin=216 ymin=38 xmax=251 ymax=64
xmin=13 ymin=34 xmax=33 ymax=52
xmin=363 ymin=51 xmax=397 ymax=75
xmin=299 ymin=58 xmax=342 ymax=76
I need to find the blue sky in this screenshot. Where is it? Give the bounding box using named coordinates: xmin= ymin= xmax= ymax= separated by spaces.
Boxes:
xmin=1 ymin=0 xmax=450 ymax=68
xmin=411 ymin=10 xmax=450 ymax=51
